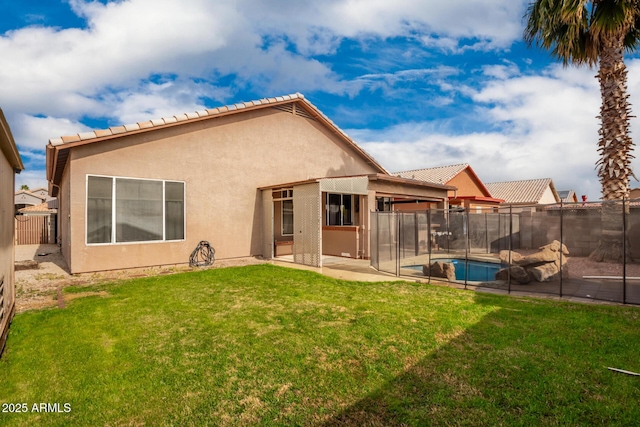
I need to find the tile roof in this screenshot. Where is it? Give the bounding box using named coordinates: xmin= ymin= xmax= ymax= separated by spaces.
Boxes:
xmin=485 ymin=178 xmax=558 ymax=204
xmin=18 ymin=202 xmax=55 ymax=214
xmin=46 ymin=93 xmax=388 ymax=197
xmin=392 ymin=163 xmax=469 ymax=185
xmin=48 ymin=93 xmax=338 ymax=147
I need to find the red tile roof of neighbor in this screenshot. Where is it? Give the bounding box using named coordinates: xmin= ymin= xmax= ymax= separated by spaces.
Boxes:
xmin=393 ymin=163 xmax=470 ymax=184
xmin=46 ymin=93 xmax=389 ymax=196
xmin=392 ymin=163 xmax=502 ymax=202
xmin=18 ymin=202 xmax=55 ymax=213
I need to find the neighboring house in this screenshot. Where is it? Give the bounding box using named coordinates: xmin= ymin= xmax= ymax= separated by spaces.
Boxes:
xmin=16 ymin=202 xmax=58 ymax=245
xmin=46 ymin=93 xmax=452 ymax=273
xmin=629 ymin=188 xmax=640 ymax=199
xmin=14 ymin=189 xmax=46 ymax=213
xmin=393 ymin=163 xmax=504 ymax=212
xmin=1 ymin=108 xmax=24 ymax=357
xmin=485 ymin=178 xmax=561 ymax=210
xmin=557 ymin=190 xmax=579 ymax=203
xmin=15 ymin=190 xmax=58 ymax=245
xmin=29 ymin=187 xmax=51 ymax=198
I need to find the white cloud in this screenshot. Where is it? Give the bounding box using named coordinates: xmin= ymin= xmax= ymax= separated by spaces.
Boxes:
xmin=9 ymin=114 xmax=92 ymax=150
xmin=0 ymin=0 xmax=528 ymax=119
xmin=105 ymin=80 xmax=232 ymax=125
xmin=354 ymin=60 xmax=640 ymax=200
xmin=240 ymin=0 xmax=525 ymax=54
xmin=15 ymin=169 xmax=50 ymax=192
xmin=482 ymin=61 xmax=521 ymax=80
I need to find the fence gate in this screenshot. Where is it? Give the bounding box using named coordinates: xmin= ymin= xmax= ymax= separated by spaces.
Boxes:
xmin=15 ymin=216 xmax=49 ymax=245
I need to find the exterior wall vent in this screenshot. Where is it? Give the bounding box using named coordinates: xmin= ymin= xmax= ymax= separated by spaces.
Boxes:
xmin=271 ymin=103 xmax=317 ymax=121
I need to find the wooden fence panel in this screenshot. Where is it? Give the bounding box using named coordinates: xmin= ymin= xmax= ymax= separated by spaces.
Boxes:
xmin=15 ymin=216 xmax=49 ymax=245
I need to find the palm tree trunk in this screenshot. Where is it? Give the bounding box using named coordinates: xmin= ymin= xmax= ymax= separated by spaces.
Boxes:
xmin=590 ymin=32 xmax=634 ymax=262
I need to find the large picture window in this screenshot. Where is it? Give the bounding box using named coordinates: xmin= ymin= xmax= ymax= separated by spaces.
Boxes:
xmin=326 ymin=193 xmax=353 ymax=226
xmin=87 ymin=175 xmax=185 ymax=244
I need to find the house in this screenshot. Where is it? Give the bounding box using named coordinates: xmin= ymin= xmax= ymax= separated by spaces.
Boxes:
xmin=557 ymin=190 xmax=579 ymax=203
xmin=485 ymin=178 xmax=560 ymax=211
xmin=629 ymin=188 xmax=640 ymax=199
xmin=28 ymin=187 xmax=51 ymax=198
xmin=1 ymin=108 xmax=24 ymax=356
xmin=14 ymin=189 xmax=46 ymax=213
xmin=46 ymin=93 xmax=452 ymax=274
xmin=392 ymin=163 xmax=504 ymax=212
xmin=15 ymin=201 xmax=58 ymax=245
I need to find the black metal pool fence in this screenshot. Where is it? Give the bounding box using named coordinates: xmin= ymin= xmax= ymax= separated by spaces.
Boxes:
xmin=370 ymin=200 xmax=640 ymax=305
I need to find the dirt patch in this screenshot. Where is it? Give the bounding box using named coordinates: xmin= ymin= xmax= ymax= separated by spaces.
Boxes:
xmin=14 ymin=244 xmax=267 ymax=313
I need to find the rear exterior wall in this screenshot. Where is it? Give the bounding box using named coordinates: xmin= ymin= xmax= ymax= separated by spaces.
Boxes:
xmin=63 ymin=108 xmax=379 ymax=273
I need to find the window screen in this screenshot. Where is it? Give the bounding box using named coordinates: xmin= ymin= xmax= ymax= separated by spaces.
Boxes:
xmin=87 ymin=176 xmax=113 ymax=243
xmin=282 ymin=199 xmax=293 ymax=235
xmin=116 ymin=178 xmax=163 ymax=242
xmin=327 ymin=194 xmax=341 ymax=226
xmin=165 ymin=181 xmax=185 ymax=240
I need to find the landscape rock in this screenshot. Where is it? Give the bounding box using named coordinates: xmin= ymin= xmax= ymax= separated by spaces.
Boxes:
xmin=517 ymin=248 xmax=557 ymax=266
xmin=540 ymin=240 xmax=569 ymax=256
xmin=423 ymin=261 xmax=457 ymax=281
xmin=499 ymin=250 xmax=522 ymax=264
xmin=494 ymin=241 xmax=570 ymax=283
xmin=495 ymin=266 xmax=531 ymax=284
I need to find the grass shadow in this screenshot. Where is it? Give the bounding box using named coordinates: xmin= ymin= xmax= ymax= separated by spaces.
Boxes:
xmin=321 ymin=292 xmax=640 ymax=426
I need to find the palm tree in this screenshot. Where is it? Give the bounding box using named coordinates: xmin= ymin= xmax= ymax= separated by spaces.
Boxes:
xmin=524 ymin=0 xmax=640 ymax=262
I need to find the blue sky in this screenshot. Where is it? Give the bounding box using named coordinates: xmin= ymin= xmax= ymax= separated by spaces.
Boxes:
xmin=3 ymin=0 xmax=640 ymax=199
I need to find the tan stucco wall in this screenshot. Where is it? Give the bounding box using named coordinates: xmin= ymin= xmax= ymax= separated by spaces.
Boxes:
xmin=0 ymin=151 xmax=15 ymax=347
xmin=64 ymin=108 xmax=379 ymax=273
xmin=539 ymin=186 xmax=558 ymax=205
xmin=322 ymin=227 xmax=359 ymax=257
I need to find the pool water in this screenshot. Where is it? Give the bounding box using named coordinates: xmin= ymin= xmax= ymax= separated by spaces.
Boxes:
xmin=405 ymin=259 xmax=503 ymax=282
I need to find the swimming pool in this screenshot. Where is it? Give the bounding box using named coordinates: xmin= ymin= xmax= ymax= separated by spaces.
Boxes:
xmin=404 ymin=258 xmax=503 ymax=282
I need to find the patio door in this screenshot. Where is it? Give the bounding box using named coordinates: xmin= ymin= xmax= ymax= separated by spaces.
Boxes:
xmin=293 ymin=183 xmax=322 ymax=267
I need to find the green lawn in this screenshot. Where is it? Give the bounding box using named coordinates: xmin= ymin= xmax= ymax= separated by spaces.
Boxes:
xmin=0 ymin=264 xmax=639 ymax=426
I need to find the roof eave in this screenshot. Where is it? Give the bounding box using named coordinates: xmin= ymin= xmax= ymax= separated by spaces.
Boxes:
xmin=0 ymin=108 xmax=24 ymax=172
xmin=368 ymin=173 xmax=456 ymax=191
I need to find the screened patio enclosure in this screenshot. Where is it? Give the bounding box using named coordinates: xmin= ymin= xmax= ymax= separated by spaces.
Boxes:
xmin=261 ymin=175 xmax=451 ymax=268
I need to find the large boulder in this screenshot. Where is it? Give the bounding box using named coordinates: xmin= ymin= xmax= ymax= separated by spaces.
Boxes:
xmin=540 ymin=240 xmax=569 ymax=256
xmin=495 ymin=266 xmax=531 ymax=284
xmin=529 ymin=263 xmax=558 ymax=282
xmin=499 ymin=250 xmax=522 ymax=264
xmin=495 ymin=241 xmax=569 ymax=283
xmin=517 ymin=248 xmax=557 ymax=266
xmin=528 ymin=262 xmax=569 ymax=282
xmin=423 ymin=261 xmax=457 ymax=281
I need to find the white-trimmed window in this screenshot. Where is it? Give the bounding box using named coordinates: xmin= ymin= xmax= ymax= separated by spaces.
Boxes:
xmin=326 ymin=193 xmax=353 ymax=226
xmin=86 ymin=175 xmax=185 ymax=244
